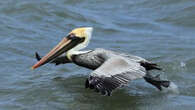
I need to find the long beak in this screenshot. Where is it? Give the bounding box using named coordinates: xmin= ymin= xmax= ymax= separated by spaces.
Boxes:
xmin=32 ymin=36 xmax=80 ymax=69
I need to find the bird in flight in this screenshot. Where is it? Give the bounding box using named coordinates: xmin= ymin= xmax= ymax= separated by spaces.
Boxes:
xmin=32 ymin=27 xmax=170 ymax=96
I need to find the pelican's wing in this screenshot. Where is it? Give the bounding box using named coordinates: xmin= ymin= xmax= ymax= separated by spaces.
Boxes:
xmin=86 ymin=57 xmax=146 ymax=96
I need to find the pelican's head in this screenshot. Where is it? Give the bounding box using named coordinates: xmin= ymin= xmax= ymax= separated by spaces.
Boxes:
xmin=32 ymin=27 xmax=93 ymax=69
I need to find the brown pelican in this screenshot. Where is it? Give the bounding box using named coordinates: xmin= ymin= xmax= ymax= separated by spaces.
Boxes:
xmin=32 ymin=27 xmax=170 ymax=96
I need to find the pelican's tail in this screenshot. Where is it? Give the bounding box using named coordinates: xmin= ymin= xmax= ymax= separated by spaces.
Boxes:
xmin=144 ymin=74 xmax=170 ymax=91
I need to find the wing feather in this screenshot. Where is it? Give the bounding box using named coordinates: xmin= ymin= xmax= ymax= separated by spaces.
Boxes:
xmin=87 ymin=57 xmax=146 ymax=96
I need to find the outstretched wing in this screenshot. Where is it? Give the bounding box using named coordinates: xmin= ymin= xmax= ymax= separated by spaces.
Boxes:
xmin=85 ymin=57 xmax=146 ymax=96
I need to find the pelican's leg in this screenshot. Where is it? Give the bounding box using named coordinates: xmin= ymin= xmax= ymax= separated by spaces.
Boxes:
xmin=144 ymin=74 xmax=170 ymax=90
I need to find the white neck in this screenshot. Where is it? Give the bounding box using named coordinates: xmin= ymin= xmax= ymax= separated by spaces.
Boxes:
xmin=67 ymin=49 xmax=91 ymax=61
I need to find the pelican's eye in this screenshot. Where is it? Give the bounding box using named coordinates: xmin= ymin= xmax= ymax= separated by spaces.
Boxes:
xmin=67 ymin=33 xmax=85 ymax=43
xmin=67 ymin=33 xmax=76 ymax=40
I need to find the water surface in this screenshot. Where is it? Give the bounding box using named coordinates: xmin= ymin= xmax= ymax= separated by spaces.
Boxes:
xmin=0 ymin=0 xmax=195 ymax=110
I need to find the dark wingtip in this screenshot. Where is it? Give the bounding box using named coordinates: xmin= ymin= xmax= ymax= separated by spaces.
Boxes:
xmin=86 ymin=76 xmax=113 ymax=96
xmin=144 ymin=75 xmax=170 ymax=91
xmin=161 ymin=81 xmax=170 ymax=88
xmin=150 ymin=63 xmax=163 ymax=70
xmin=85 ymin=79 xmax=89 ymax=88
xmin=154 ymin=66 xmax=162 ymax=71
xmin=140 ymin=62 xmax=162 ymax=71
xmin=35 ymin=52 xmax=41 ymax=61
